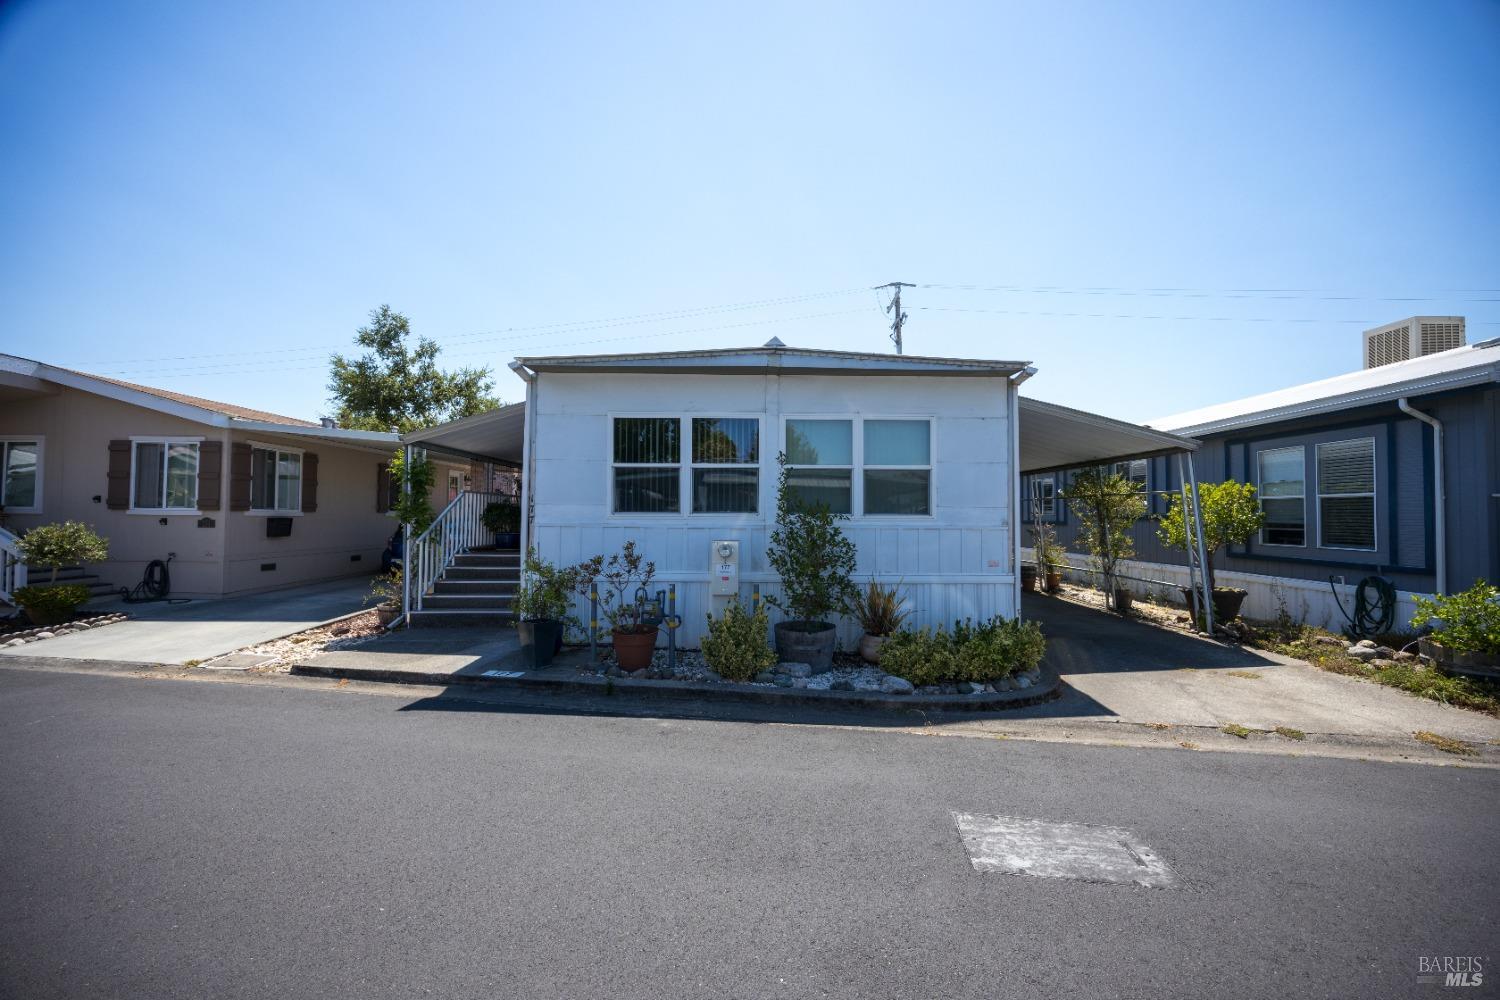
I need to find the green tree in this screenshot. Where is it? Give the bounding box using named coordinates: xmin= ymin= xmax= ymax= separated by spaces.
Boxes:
xmin=1157 ymin=479 xmax=1264 ymax=592
xmin=327 ymin=305 xmax=499 ymax=433
xmin=1065 ymin=468 xmax=1147 ymax=610
xmin=765 ymin=455 xmax=857 ymax=624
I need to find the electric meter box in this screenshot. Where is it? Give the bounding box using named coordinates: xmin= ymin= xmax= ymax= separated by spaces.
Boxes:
xmin=710 ymin=540 xmax=740 ymax=596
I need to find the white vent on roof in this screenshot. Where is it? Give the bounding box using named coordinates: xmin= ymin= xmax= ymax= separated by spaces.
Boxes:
xmin=1362 ymin=316 xmax=1465 ymax=369
xmin=763 ymin=336 xmax=786 ymax=348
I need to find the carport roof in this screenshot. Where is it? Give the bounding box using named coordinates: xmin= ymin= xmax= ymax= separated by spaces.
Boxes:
xmin=1019 ymin=397 xmax=1198 ymax=474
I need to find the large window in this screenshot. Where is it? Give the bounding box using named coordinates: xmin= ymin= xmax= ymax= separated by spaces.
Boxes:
xmin=785 ymin=419 xmax=853 ymax=514
xmin=251 ymin=445 xmax=302 ymax=512
xmin=692 ymin=418 xmax=759 ymax=513
xmin=1029 ymin=477 xmax=1056 ymax=520
xmin=613 ymin=417 xmax=681 ymax=513
xmin=1 ymin=439 xmax=40 ymax=511
xmin=1317 ymin=437 xmax=1376 ymax=550
xmin=132 ymin=439 xmax=199 ymax=511
xmin=1257 ymin=446 xmax=1305 ymax=546
xmin=863 ymin=419 xmax=930 ymax=515
xmin=1110 ymin=459 xmax=1148 ymax=489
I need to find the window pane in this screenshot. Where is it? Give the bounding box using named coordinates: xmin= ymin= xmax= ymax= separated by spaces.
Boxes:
xmin=277 ymin=452 xmax=301 ymax=510
xmin=165 ymin=444 xmax=198 ymax=509
xmin=865 ymin=469 xmax=930 ymax=515
xmin=2 ymin=442 xmax=37 ymax=507
xmin=614 ymin=418 xmax=679 ymax=464
xmin=614 ymin=467 xmax=679 ymax=513
xmin=1258 ymin=447 xmax=1304 ymax=498
xmin=864 ymin=420 xmax=929 ymax=466
xmin=786 ymin=468 xmax=851 ymax=514
xmin=134 ymin=442 xmax=164 ymax=508
xmin=692 ymin=418 xmax=758 ymax=464
xmin=1318 ymin=438 xmax=1374 ymax=494
xmin=786 ymin=420 xmax=852 ymax=466
xmin=692 ymin=468 xmax=758 ymax=513
xmin=251 ymin=448 xmax=275 ymax=509
xmin=1261 ymin=497 xmax=1305 ymax=545
xmin=1321 ymin=496 xmax=1375 ymax=549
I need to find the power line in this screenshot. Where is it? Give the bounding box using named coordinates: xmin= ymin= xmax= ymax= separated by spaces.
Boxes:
xmin=918 ymin=282 xmax=1500 ymax=303
xmin=917 ymin=305 xmax=1500 ymax=326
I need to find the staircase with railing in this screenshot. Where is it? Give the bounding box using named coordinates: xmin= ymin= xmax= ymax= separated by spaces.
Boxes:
xmin=405 ymin=490 xmax=519 ymax=624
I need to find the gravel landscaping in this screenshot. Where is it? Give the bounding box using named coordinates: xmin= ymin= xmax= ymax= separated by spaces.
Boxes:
xmin=210 ymin=610 xmax=388 ymax=672
xmin=0 ymin=611 xmax=130 ymax=647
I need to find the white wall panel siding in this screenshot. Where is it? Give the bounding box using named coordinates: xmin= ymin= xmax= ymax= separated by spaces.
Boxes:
xmin=530 ymin=369 xmax=1018 ymax=645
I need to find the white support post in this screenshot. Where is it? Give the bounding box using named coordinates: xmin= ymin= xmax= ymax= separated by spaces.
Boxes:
xmin=1184 ymin=452 xmax=1215 ymax=636
xmin=401 ymin=442 xmax=413 ymax=627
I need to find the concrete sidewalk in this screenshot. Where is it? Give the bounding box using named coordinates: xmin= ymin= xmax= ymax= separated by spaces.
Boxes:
xmin=0 ymin=577 xmax=372 ymax=666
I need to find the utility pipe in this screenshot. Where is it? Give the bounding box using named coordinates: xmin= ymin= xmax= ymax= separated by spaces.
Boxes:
xmin=1398 ymin=397 xmax=1446 ymax=595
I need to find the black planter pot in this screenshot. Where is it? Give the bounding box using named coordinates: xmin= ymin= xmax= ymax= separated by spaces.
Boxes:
xmin=773 ymin=620 xmax=838 ymax=673
xmin=494 ymin=532 xmax=520 ymax=551
xmin=517 ymin=619 xmax=563 ymax=668
xmin=1180 ymin=586 xmax=1249 ymax=624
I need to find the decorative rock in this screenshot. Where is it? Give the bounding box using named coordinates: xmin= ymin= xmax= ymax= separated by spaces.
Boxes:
xmin=830 ymin=678 xmax=855 ymax=691
xmin=774 ymin=675 xmax=794 ymax=688
xmin=1025 ymin=668 xmax=1042 ymax=682
xmin=791 ymin=678 xmax=808 ymax=689
xmin=1394 ymin=650 xmax=1417 ymax=662
xmin=33 ymin=632 xmax=54 ymax=640
xmin=1313 ymin=634 xmax=1344 ymax=647
xmin=753 ymin=671 xmax=775 ymax=683
xmin=776 ymin=662 xmax=812 ymax=678
xmin=1374 ymin=645 xmax=1397 ymax=659
xmin=919 ymin=685 xmax=942 ymax=695
xmin=880 ymin=676 xmax=915 ymax=695
xmin=998 ymin=677 xmax=1015 ymax=691
xmin=1015 ymin=674 xmax=1033 ymax=689
xmin=702 ymin=670 xmax=721 ymax=683
xmin=1370 ymin=658 xmax=1397 ymax=669
xmin=983 ymin=683 xmax=997 ymax=693
xmin=1346 ymin=645 xmax=1377 ymax=661
xmin=1355 ymin=639 xmax=1378 ymax=650
xmin=959 ymin=681 xmax=984 ymax=695
xmin=5 ymin=638 xmax=24 ymax=647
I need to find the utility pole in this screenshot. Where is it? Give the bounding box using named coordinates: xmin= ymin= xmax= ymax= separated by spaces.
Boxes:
xmin=873 ymin=281 xmax=914 ymax=354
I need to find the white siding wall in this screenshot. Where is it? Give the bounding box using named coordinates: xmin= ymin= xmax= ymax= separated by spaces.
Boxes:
xmin=530 ymin=371 xmax=1017 ymax=646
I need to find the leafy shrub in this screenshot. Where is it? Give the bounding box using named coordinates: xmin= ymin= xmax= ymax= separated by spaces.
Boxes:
xmin=14 ymin=584 xmax=93 ymax=626
xmin=846 ymin=579 xmax=910 ymax=636
xmin=513 ymin=549 xmax=577 ymax=622
xmin=481 ymin=501 xmax=520 ymax=534
xmin=765 ymin=456 xmax=857 ymax=624
xmin=700 ymin=599 xmax=776 ymax=681
xmin=366 ymin=567 xmax=402 ymax=607
xmin=17 ymin=521 xmax=109 ymax=583
xmin=574 ymin=541 xmax=657 ymax=634
xmin=881 ymin=616 xmax=1047 ymax=685
xmin=1413 ymin=581 xmax=1500 ymax=656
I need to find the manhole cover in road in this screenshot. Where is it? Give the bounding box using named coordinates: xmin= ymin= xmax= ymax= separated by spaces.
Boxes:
xmin=952 ymin=812 xmax=1175 ymax=888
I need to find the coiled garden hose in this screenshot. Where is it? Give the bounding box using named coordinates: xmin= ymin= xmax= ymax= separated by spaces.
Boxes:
xmin=121 ymin=556 xmax=174 ymax=603
xmin=1330 ymin=574 xmax=1397 ymax=639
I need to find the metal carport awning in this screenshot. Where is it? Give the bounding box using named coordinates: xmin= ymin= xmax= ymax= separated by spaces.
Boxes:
xmin=402 ymin=401 xmax=527 ymax=465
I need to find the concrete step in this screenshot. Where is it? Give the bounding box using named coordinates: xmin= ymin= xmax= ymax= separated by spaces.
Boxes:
xmin=443 ymin=565 xmax=522 ymax=581
xmin=451 ymin=552 xmax=520 ymax=568
xmin=420 ymin=594 xmax=514 ymax=610
xmin=22 ymin=572 xmax=114 ymax=595
xmin=408 ymin=609 xmax=516 ymax=627
xmin=432 ymin=579 xmax=519 ymax=595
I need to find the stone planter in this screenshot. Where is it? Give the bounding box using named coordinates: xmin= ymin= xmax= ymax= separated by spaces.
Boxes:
xmin=1019 ymin=565 xmax=1037 ymax=593
xmin=1418 ymin=636 xmax=1500 ymax=679
xmin=518 ymin=619 xmax=564 ymax=668
xmin=612 ymin=626 xmax=659 ymax=672
xmin=858 ymin=633 xmax=888 ymax=664
xmin=774 ymin=620 xmax=837 ymax=673
xmin=375 ymin=602 xmax=400 ymax=627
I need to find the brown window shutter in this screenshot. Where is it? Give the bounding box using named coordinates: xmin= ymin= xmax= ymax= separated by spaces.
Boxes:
xmin=376 ymin=463 xmax=391 ymax=513
xmin=229 ymin=442 xmax=253 ymax=511
xmin=197 ymin=440 xmax=223 ymax=511
xmin=106 ymin=440 xmax=132 ymax=510
xmin=302 ymin=453 xmax=319 ymax=512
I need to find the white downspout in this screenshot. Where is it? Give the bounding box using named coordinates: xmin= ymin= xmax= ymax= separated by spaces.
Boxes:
xmin=1008 ymin=367 xmax=1037 ymax=618
xmin=1398 ymin=397 xmax=1445 ymax=596
xmin=510 ymin=361 xmax=538 ymax=564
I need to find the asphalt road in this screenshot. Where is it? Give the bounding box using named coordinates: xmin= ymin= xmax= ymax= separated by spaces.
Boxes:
xmin=2 ymin=667 xmax=1496 ymax=999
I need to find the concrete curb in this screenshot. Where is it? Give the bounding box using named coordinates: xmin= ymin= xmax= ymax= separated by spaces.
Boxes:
xmin=289 ymin=659 xmax=1062 ymax=713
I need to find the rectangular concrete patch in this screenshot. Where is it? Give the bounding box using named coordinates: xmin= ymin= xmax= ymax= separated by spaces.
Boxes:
xmin=201 ymin=653 xmax=277 ymax=671
xmin=952 ymin=812 xmax=1174 ymax=888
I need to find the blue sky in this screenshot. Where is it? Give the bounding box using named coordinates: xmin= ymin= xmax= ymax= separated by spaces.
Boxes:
xmin=2 ymin=0 xmax=1497 ymax=424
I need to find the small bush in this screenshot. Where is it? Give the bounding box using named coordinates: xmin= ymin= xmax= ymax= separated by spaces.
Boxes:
xmin=700 ymin=600 xmax=776 ymax=682
xmin=14 ymin=584 xmax=93 ymax=626
xmin=1412 ymin=580 xmax=1500 ymax=657
xmin=17 ymin=521 xmax=109 ymax=583
xmin=846 ymin=579 xmax=910 ymax=636
xmin=881 ymin=616 xmax=1046 ymax=685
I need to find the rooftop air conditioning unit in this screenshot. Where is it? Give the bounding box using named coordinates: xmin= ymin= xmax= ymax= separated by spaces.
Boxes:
xmin=1362 ymin=316 xmax=1466 ymax=369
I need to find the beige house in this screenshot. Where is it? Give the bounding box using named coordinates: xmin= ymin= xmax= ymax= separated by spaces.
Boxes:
xmin=0 ymin=353 xmax=417 ymax=599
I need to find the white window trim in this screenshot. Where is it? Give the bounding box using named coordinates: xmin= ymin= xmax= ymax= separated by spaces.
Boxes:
xmin=0 ymin=435 xmax=44 ymax=514
xmin=127 ymin=436 xmax=204 ymax=515
xmin=1256 ymin=445 xmax=1307 ymax=548
xmin=607 ymin=414 xmax=765 ymax=519
xmin=247 ymin=441 xmax=305 ymax=515
xmin=781 ymin=414 xmax=936 ymax=521
xmin=1030 ymin=476 xmax=1057 ymax=520
xmin=1315 ymin=437 xmax=1378 ymax=552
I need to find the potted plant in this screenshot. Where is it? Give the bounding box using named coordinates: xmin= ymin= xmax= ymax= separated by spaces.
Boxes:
xmin=578 ymin=541 xmax=659 ymax=672
xmin=513 ymin=549 xmax=576 ymax=668
xmin=1412 ymin=581 xmax=1500 ymax=678
xmin=765 ymin=456 xmax=857 ymax=672
xmin=13 ymin=521 xmax=109 ymax=626
xmin=1064 ymin=467 xmax=1146 ymax=614
xmin=1031 ymin=523 xmax=1067 ymax=593
xmin=481 ymin=500 xmax=521 ymax=550
xmin=1019 ymin=564 xmax=1037 ymax=593
xmin=846 ymin=578 xmax=910 ymax=664
xmin=1157 ymin=479 xmax=1265 ymax=624
xmin=366 ymin=567 xmax=403 ymax=627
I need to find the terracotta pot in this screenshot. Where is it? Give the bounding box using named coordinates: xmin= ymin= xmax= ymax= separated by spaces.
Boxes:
xmin=612 ymin=626 xmax=659 ymax=672
xmin=1044 ymin=572 xmax=1063 ymax=593
xmin=858 ymin=633 xmax=888 ymax=664
xmin=774 ymin=620 xmax=838 ymax=673
xmin=1019 ymin=565 xmax=1037 ymax=593
xmin=518 ymin=619 xmax=563 ymax=668
xmin=1112 ymin=588 xmax=1133 ymax=614
xmin=375 ymin=603 xmax=399 ymax=627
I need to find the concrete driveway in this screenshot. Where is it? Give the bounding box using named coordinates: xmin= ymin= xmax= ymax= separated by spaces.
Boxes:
xmin=0 ymin=577 xmax=372 ymax=666
xmin=1020 ymin=594 xmax=1500 ymax=743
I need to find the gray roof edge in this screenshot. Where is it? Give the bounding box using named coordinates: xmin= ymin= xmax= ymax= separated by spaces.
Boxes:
xmin=513 ymin=345 xmax=1030 ymax=373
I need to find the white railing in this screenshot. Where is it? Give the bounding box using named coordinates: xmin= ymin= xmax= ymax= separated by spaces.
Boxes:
xmin=406 ymin=490 xmax=507 ymax=615
xmin=0 ymin=525 xmax=26 ymax=605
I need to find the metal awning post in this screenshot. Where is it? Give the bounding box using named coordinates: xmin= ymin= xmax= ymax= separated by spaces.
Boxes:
xmin=1183 ymin=451 xmax=1215 ymax=636
xmin=401 ymin=442 xmax=413 ymax=628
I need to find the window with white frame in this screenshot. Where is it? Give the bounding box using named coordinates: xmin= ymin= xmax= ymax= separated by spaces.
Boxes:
xmin=1110 ymin=459 xmax=1148 ymax=488
xmin=1317 ymin=437 xmax=1376 ymax=550
xmin=250 ymin=445 xmax=302 ymax=512
xmin=613 ymin=417 xmax=681 ymax=513
xmin=863 ymin=419 xmax=930 ymax=515
xmin=132 ymin=439 xmax=199 ymax=511
xmin=1257 ymin=446 xmax=1305 ymax=546
xmin=691 ymin=417 xmax=759 ymax=513
xmin=784 ymin=419 xmax=853 ymax=514
xmin=1029 ymin=477 xmax=1056 ymax=520
xmin=1 ymin=439 xmax=40 ymax=511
